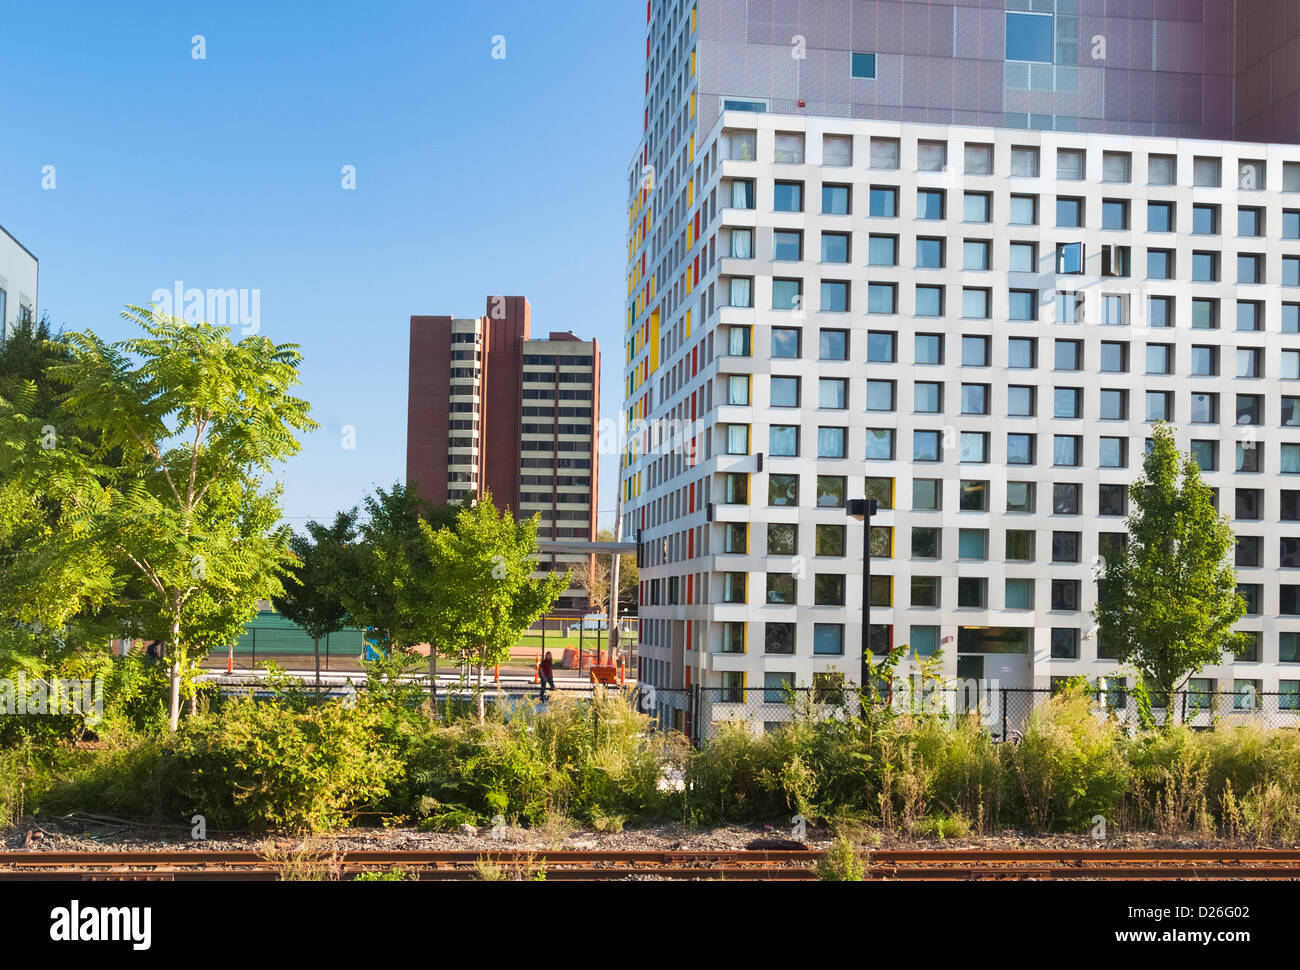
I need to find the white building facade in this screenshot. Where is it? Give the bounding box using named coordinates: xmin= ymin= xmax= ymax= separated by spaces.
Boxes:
xmin=0 ymin=223 xmax=38 ymax=342
xmin=623 ymin=1 xmax=1300 ymax=735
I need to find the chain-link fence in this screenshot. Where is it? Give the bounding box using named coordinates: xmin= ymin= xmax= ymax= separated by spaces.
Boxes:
xmin=625 ymin=684 xmax=1300 ymax=747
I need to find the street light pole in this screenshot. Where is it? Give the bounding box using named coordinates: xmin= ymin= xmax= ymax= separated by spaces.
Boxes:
xmin=846 ymin=499 xmax=878 ymax=683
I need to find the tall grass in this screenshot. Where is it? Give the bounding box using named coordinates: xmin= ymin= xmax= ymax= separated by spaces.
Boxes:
xmin=6 ymin=683 xmax=1300 ymax=842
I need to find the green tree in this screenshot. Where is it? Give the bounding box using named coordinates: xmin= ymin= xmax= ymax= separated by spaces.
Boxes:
xmin=423 ymin=495 xmax=569 ymax=720
xmin=273 ymin=511 xmax=357 ymax=696
xmin=0 ymin=314 xmax=118 ymax=631
xmin=337 ymin=483 xmax=458 ymax=702
xmin=1094 ymin=423 xmax=1248 ymax=719
xmin=0 ymin=306 xmax=317 ymax=731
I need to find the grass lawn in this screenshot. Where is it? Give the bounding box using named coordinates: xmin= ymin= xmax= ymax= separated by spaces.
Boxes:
xmin=516 ymin=632 xmax=638 ymax=653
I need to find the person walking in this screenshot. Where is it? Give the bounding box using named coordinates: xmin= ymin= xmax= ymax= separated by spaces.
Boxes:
xmin=538 ymin=651 xmax=556 ymax=703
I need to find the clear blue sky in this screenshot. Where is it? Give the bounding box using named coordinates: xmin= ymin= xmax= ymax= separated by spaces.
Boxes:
xmin=0 ymin=0 xmax=642 ymax=528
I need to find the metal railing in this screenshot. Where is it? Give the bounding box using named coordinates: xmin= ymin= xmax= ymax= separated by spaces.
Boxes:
xmin=625 ymin=685 xmax=1300 ymax=747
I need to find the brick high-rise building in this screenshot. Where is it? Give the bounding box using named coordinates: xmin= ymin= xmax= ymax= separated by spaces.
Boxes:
xmin=408 ymin=296 xmax=601 ymax=612
xmin=624 ymin=1 xmax=1300 ymax=735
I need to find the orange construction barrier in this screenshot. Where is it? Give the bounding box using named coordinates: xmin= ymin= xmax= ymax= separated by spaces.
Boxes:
xmin=533 ymin=661 xmax=539 ymax=684
xmin=494 ymin=665 xmax=500 ymax=684
xmin=589 ymin=664 xmax=619 ymax=686
xmin=617 ymin=658 xmax=625 ymax=684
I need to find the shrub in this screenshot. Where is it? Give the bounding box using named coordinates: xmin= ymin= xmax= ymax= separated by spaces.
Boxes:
xmin=1008 ymin=688 xmax=1128 ymax=832
xmin=163 ymin=698 xmax=403 ymax=832
xmin=401 ymin=690 xmax=672 ymax=829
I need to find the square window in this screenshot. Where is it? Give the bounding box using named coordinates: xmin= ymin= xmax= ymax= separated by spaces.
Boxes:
xmin=868 ymin=234 xmax=898 ymax=266
xmin=913 ymin=430 xmax=941 ymax=462
xmin=962 ymin=288 xmax=990 ymax=319
xmin=961 ymin=383 xmax=990 ymax=415
xmin=817 ymin=427 xmax=847 ymax=458
xmin=773 ymin=230 xmax=802 ymax=261
xmin=911 ymin=527 xmax=941 ymax=559
xmin=1100 ymin=389 xmax=1127 ymax=420
xmin=1099 ymin=484 xmax=1128 ymax=516
xmin=964 ymin=240 xmax=991 ymax=271
xmin=768 ymin=522 xmax=798 ymax=555
xmin=1051 ymin=580 xmax=1081 ymax=612
xmin=1052 ymin=531 xmax=1081 ymax=563
xmin=1100 ymin=342 xmax=1128 ymax=373
xmin=820 ymin=280 xmax=849 ymax=312
xmin=1099 ymin=437 xmax=1127 ymax=468
xmin=965 ymin=144 xmax=993 ymax=176
xmin=851 ymin=52 xmax=876 ymax=79
xmin=1007 ymin=432 xmax=1035 ymax=464
xmin=1057 ymin=149 xmax=1085 ymax=181
xmin=1009 ymin=242 xmax=1037 ymax=272
xmin=814 ymin=524 xmax=844 ymax=557
xmin=960 ymin=432 xmax=989 ymax=464
xmin=823 ymin=377 xmax=851 ymax=410
xmin=819 ymin=329 xmax=848 ymax=361
xmin=820 ymin=233 xmax=850 ymax=263
xmin=771 ymin=327 xmax=801 ymax=358
xmin=1006 ymin=12 xmax=1054 ymax=63
xmin=1102 ymin=152 xmax=1131 ymax=184
xmin=911 ymin=576 xmax=940 ymax=608
xmin=768 ymin=474 xmax=799 ymax=507
xmin=1102 ymin=199 xmax=1128 ymax=230
xmin=866 ymin=331 xmax=895 ymax=362
xmin=770 ymin=375 xmax=800 ymax=407
xmin=1007 ymin=481 xmax=1036 ymax=513
xmin=1057 ymin=197 xmax=1083 ymax=228
xmin=770 ymin=425 xmax=799 ymax=456
xmin=1193 ymin=157 xmax=1221 ymax=188
xmin=868 ymin=283 xmax=897 ymax=314
xmin=1010 ymin=146 xmax=1040 ymax=177
xmin=917 ymin=189 xmax=945 ymax=220
xmin=1010 ymin=195 xmax=1038 ymax=225
xmin=917 ymin=237 xmax=944 ymax=268
xmin=957 ymin=577 xmax=987 ymax=608
xmin=822 ymin=184 xmax=851 ymax=215
xmin=1053 ymin=482 xmax=1081 ymax=515
xmin=912 ymin=479 xmax=941 ymax=511
xmin=1008 ymin=337 xmax=1037 ymax=369
xmin=774 ymin=181 xmax=803 ymax=212
xmin=959 ymin=480 xmax=989 ymax=512
xmin=1147 ymin=202 xmax=1173 ymax=233
xmin=964 ymin=192 xmax=991 ymax=222
xmin=1192 ymin=298 xmax=1219 ymax=329
xmin=1054 ymin=387 xmax=1082 ymax=418
xmin=962 ymin=335 xmax=990 ymax=367
xmin=771 ymin=278 xmax=802 ymax=310
xmin=916 ymin=285 xmax=944 ymax=317
xmin=1005 ymin=578 xmax=1034 ymax=610
xmin=1148 ymin=249 xmax=1173 ymax=279
xmin=1148 ymin=155 xmax=1176 ymax=185
xmin=914 ymin=381 xmax=942 ymax=412
xmin=1008 ymin=385 xmax=1036 ymax=416
xmin=866 ymin=428 xmax=895 ymax=460
xmin=1051 ymin=628 xmax=1080 ymax=659
xmin=1057 ymin=242 xmax=1084 ymax=274
xmin=915 ymin=333 xmax=944 ymax=365
xmin=1006 ymin=530 xmax=1035 ymax=561
xmin=1054 ymin=340 xmax=1081 ymax=371
xmin=1054 ymin=435 xmax=1081 ymax=466
xmin=869 ymin=186 xmax=898 ymax=217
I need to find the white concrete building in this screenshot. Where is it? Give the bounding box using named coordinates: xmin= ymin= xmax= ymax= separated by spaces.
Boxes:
xmin=0 ymin=223 xmax=38 ymax=342
xmin=623 ymin=1 xmax=1300 ymax=735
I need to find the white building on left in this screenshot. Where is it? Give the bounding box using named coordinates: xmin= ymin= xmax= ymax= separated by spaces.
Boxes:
xmin=0 ymin=222 xmax=38 ymax=342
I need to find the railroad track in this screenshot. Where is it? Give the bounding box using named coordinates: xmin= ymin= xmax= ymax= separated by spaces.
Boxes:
xmin=1 ymin=848 xmax=1298 ymax=881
